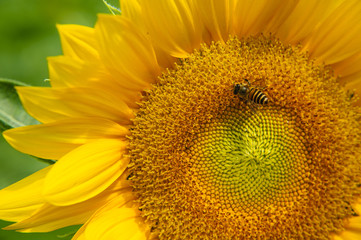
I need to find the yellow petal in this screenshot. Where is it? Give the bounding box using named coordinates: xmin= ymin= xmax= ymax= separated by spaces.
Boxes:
xmin=72 ymin=227 xmax=87 ymax=240
xmin=333 ymin=52 xmax=361 ymax=80
xmin=84 ymin=208 xmax=148 ymax=240
xmin=231 ymin=0 xmax=292 ymax=37
xmin=48 ymin=56 xmax=103 ymax=88
xmin=81 ymin=193 xmax=149 ymax=240
xmin=332 ymin=216 xmax=361 ymax=240
xmin=331 ymin=235 xmax=343 ymax=240
xmin=277 ymin=0 xmax=343 ymax=44
xmin=119 ymin=0 xmax=175 ymax=69
xmin=120 ymin=0 xmax=144 ymax=30
xmin=96 ymin=15 xmax=160 ymax=91
xmin=43 ymin=139 xmax=129 ymax=206
xmin=302 ymin=0 xmax=361 ymax=64
xmin=48 ymin=56 xmax=141 ymax=108
xmin=341 ymin=72 xmax=361 ymax=95
xmin=140 ymin=0 xmax=203 ymax=58
xmin=5 ymin=175 xmax=134 ymax=232
xmin=346 ymin=216 xmax=361 ymax=232
xmin=262 ymin=0 xmax=300 ymax=34
xmin=57 ymin=24 xmax=98 ymax=61
xmin=3 ymin=117 xmax=128 ymax=160
xmin=0 ymin=166 xmax=51 ymax=222
xmin=331 ymin=202 xmax=361 ymax=239
xmin=196 ymin=0 xmax=236 ymax=43
xmin=72 ymin=187 xmax=138 ymax=240
xmin=353 ymin=202 xmax=361 ymax=215
xmin=16 ymin=86 xmax=134 ymax=124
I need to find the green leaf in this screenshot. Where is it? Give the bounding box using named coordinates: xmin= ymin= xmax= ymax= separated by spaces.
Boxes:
xmin=0 ymin=78 xmax=39 ymax=131
xmin=0 ymin=79 xmax=55 ymax=164
xmin=102 ymin=0 xmax=121 ymax=15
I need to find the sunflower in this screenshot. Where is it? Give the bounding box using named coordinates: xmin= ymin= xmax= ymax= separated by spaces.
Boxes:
xmin=1 ymin=0 xmax=361 ymax=239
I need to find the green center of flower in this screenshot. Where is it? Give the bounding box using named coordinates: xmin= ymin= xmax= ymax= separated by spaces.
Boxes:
xmin=189 ymin=106 xmax=308 ymax=215
xmin=128 ymin=35 xmax=361 ymax=239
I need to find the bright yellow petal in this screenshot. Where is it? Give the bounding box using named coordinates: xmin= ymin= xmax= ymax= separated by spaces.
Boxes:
xmin=3 ymin=117 xmax=128 ymax=160
xmin=16 ymin=86 xmax=134 ymax=124
xmin=48 ymin=56 xmax=141 ymax=108
xmin=120 ymin=0 xmax=143 ymax=30
xmin=262 ymin=0 xmax=299 ymax=34
xmin=72 ymin=227 xmax=87 ymax=240
xmin=231 ymin=0 xmax=292 ymax=37
xmin=353 ymin=202 xmax=361 ymax=215
xmin=333 ymin=52 xmax=361 ymax=80
xmin=48 ymin=56 xmax=103 ymax=88
xmin=85 ymin=210 xmax=147 ymax=240
xmin=5 ymin=174 xmax=134 ymax=232
xmin=346 ymin=216 xmax=361 ymax=232
xmin=43 ymin=139 xmax=129 ymax=206
xmin=302 ymin=0 xmax=361 ymax=64
xmin=57 ymin=24 xmax=98 ymax=61
xmin=342 ymin=73 xmax=361 ymax=93
xmin=80 ymin=193 xmax=151 ymax=240
xmin=94 ymin=213 xmax=147 ymax=240
xmin=140 ymin=0 xmax=203 ymax=58
xmin=0 ymin=166 xmax=50 ymax=222
xmin=332 ymin=216 xmax=361 ymax=240
xmin=331 ymin=201 xmax=361 ymax=239
xmin=277 ymin=0 xmax=343 ymax=44
xmin=72 ymin=186 xmax=139 ymax=240
xmin=196 ymin=0 xmax=236 ymax=43
xmin=331 ymin=235 xmax=343 ymax=240
xmin=119 ymin=0 xmax=175 ymax=69
xmin=96 ymin=15 xmax=160 ymax=91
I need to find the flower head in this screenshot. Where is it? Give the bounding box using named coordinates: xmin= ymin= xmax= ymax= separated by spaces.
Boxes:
xmin=1 ymin=0 xmax=361 ymax=239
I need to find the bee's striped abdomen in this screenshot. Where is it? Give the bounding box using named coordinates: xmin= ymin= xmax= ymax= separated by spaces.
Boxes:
xmin=249 ymin=87 xmax=269 ymax=105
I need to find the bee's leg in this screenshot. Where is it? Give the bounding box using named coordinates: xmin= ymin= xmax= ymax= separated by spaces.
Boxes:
xmin=259 ymin=86 xmax=267 ymax=91
xmin=244 ymin=79 xmax=251 ymax=87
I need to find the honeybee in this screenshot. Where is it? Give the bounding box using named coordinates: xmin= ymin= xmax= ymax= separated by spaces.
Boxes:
xmin=234 ymin=79 xmax=269 ymax=109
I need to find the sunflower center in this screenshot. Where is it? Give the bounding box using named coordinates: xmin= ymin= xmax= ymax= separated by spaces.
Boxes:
xmin=189 ymin=106 xmax=308 ymax=216
xmin=128 ymin=36 xmax=361 ymax=239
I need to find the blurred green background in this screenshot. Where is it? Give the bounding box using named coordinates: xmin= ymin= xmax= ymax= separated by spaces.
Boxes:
xmin=0 ymin=0 xmax=118 ymax=239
